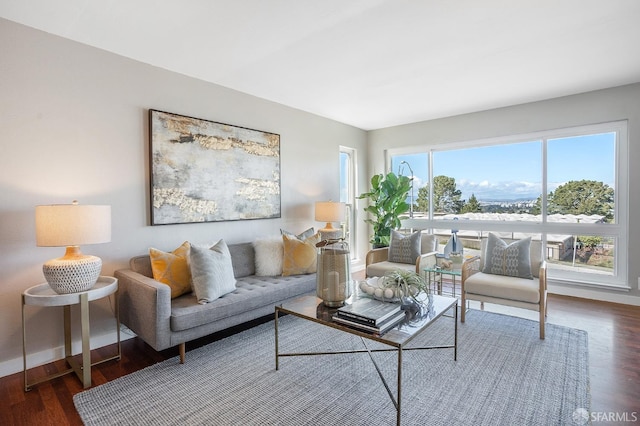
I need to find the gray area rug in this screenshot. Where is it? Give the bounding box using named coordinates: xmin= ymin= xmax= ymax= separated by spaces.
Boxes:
xmin=74 ymin=309 xmax=589 ymax=425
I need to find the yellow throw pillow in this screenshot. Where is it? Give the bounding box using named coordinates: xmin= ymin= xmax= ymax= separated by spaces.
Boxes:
xmin=282 ymin=232 xmax=321 ymax=276
xmin=149 ymin=241 xmax=192 ymax=299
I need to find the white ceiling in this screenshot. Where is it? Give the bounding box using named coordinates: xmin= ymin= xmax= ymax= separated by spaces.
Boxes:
xmin=2 ymin=0 xmax=640 ymax=130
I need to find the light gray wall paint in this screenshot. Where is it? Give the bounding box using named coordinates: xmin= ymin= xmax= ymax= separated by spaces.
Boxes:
xmin=2 ymin=15 xmax=638 ymax=378
xmin=0 ymin=19 xmax=368 ymax=376
xmin=368 ymin=83 xmax=640 ymax=302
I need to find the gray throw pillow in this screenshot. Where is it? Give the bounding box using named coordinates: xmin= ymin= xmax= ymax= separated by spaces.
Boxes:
xmin=388 ymin=230 xmax=422 ymax=264
xmin=281 ymin=227 xmax=315 ymax=240
xmin=482 ymin=233 xmax=533 ymax=279
xmin=190 ymin=240 xmax=237 ymax=304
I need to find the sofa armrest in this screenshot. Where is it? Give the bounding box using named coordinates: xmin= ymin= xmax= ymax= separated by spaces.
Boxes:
xmin=365 ymin=247 xmax=388 ymax=268
xmin=114 ymin=268 xmax=173 ymax=351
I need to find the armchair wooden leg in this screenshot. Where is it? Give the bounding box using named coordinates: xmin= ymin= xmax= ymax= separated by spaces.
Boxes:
xmin=461 ymin=292 xmax=466 ymax=323
xmin=539 ymin=309 xmax=545 ymax=340
xmin=179 ymin=342 xmax=186 ymax=364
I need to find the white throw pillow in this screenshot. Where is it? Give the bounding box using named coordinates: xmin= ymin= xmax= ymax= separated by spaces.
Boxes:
xmin=190 ymin=240 xmax=237 ymax=304
xmin=190 ymin=241 xmax=218 ymax=250
xmin=253 ymin=237 xmax=284 ymax=276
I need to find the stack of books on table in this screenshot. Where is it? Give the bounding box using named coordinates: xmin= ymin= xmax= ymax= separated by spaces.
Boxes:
xmin=333 ymin=298 xmax=406 ymax=335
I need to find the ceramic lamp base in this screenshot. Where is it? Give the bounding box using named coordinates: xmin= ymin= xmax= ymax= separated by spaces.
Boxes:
xmin=43 ymin=248 xmax=102 ymax=294
xmin=319 ymin=223 xmax=343 ymax=241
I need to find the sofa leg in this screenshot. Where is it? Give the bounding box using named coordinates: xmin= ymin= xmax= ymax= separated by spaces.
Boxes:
xmin=461 ymin=294 xmax=466 ymax=323
xmin=179 ymin=342 xmax=185 ymax=364
xmin=539 ymin=310 xmax=545 ymax=340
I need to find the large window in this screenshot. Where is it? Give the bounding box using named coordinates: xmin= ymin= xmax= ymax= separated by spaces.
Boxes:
xmin=391 ymin=121 xmax=628 ymax=289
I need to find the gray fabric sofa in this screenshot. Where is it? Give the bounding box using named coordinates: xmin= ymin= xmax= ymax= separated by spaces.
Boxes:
xmin=114 ymin=242 xmax=316 ymax=363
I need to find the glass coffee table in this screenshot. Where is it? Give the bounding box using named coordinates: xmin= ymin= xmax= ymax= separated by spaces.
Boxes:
xmin=275 ymin=293 xmax=458 ymax=426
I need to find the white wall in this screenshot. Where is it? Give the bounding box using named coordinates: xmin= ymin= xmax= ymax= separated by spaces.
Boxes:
xmin=4 ymin=15 xmax=637 ymax=379
xmin=368 ymin=83 xmax=640 ymax=303
xmin=0 ymin=19 xmax=368 ymax=376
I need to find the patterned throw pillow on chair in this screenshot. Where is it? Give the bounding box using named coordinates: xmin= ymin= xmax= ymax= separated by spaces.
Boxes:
xmin=482 ymin=233 xmax=533 ymax=279
xmin=388 ymin=230 xmax=422 ymax=264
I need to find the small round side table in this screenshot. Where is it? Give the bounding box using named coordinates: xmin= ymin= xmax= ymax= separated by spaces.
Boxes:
xmin=22 ymin=276 xmax=121 ymax=391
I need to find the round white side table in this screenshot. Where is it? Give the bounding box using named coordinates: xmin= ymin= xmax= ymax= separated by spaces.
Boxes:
xmin=22 ymin=276 xmax=121 ymax=391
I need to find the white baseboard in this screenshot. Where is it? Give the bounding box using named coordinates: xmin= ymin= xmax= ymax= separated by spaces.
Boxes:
xmin=548 ymin=284 xmax=640 ymax=306
xmin=351 ymin=263 xmax=365 ymax=273
xmin=0 ymin=327 xmax=135 ymax=379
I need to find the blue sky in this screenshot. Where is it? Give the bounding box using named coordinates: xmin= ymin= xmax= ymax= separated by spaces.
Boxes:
xmin=391 ymin=133 xmax=615 ymax=201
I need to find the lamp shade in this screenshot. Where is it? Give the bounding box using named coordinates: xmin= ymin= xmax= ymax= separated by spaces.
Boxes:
xmin=36 ymin=203 xmax=111 ymax=247
xmin=315 ymin=201 xmax=346 ymax=223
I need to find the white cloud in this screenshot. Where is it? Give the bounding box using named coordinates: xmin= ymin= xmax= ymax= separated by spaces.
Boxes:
xmin=460 ymin=180 xmax=541 ymax=200
xmin=414 ymin=179 xmax=543 ymax=201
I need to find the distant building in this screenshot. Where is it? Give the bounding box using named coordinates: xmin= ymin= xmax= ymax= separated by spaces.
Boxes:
xmin=404 ymin=212 xmax=605 ymax=260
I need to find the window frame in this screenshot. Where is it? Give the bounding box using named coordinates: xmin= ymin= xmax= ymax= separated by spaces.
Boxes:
xmin=340 ymin=145 xmax=359 ymax=260
xmin=390 ymin=120 xmax=629 ymax=289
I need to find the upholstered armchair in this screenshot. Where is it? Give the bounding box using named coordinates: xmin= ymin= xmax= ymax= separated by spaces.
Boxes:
xmin=461 ymin=234 xmax=548 ymax=339
xmin=365 ymin=231 xmax=438 ymax=277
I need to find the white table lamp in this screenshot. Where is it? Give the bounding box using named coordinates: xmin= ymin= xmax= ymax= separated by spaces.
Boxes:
xmin=315 ymin=201 xmax=346 ymax=240
xmin=35 ymin=201 xmax=111 ymax=294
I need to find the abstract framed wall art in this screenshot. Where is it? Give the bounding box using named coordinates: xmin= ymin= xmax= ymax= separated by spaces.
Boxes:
xmin=149 ymin=110 xmax=281 ymax=225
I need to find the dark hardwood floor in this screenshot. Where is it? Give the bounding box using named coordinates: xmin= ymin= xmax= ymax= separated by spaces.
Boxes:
xmin=2 ymin=291 xmax=639 ymax=425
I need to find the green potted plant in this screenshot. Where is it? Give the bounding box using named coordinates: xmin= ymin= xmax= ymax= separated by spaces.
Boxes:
xmin=382 ymin=270 xmax=429 ymax=303
xmin=358 ymin=172 xmax=411 ymax=247
xmin=359 ymin=270 xmax=429 ymax=303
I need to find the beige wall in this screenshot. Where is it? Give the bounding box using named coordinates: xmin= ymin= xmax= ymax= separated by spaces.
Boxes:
xmin=368 ymin=83 xmax=640 ymax=303
xmin=0 ymin=19 xmax=369 ymax=376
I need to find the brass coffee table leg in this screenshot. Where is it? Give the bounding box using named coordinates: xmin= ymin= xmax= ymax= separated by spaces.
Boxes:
xmin=274 ymin=307 xmax=280 ymax=371
xmin=397 ymin=347 xmax=402 ymax=426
